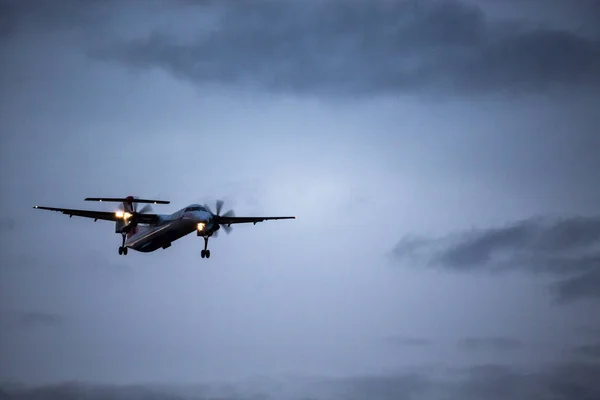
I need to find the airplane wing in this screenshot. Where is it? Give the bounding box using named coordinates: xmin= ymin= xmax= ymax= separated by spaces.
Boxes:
xmin=33 ymin=206 xmax=159 ymax=224
xmin=216 ymin=215 xmax=296 ymax=226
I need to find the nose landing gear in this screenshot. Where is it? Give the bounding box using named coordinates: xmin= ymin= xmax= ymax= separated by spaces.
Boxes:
xmin=201 ymin=236 xmax=211 ymax=258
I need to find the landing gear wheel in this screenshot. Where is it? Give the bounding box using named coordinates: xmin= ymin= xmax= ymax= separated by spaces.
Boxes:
xmin=201 ymin=236 xmax=211 ymax=259
xmin=119 ymin=234 xmax=127 ymax=256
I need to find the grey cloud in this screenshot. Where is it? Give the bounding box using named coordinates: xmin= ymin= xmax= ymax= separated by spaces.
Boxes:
xmin=0 ymin=1 xmax=16 ymax=39
xmin=0 ymin=0 xmax=75 ymax=37
xmin=551 ymin=267 xmax=600 ymax=303
xmin=432 ymin=216 xmax=600 ymax=270
xmin=3 ymin=362 xmax=600 ymax=400
xmin=0 ymin=376 xmax=433 ymax=400
xmin=0 ymin=382 xmax=185 ymax=400
xmin=577 ymin=326 xmax=600 ymax=339
xmin=384 ymin=335 xmax=432 ymax=347
xmin=87 ymin=0 xmax=600 ymax=97
xmin=1 ymin=310 xmax=65 ymax=330
xmin=335 ymin=373 xmax=430 ymax=400
xmin=450 ymin=362 xmax=600 ymax=400
xmin=457 ymin=337 xmax=523 ymax=352
xmin=573 ymin=344 xmax=600 ymax=361
xmin=392 ymin=215 xmax=600 ymax=302
xmin=546 ymin=362 xmax=600 ymax=400
xmin=450 ymin=364 xmax=539 ymax=400
xmin=19 ymin=311 xmax=64 ymax=328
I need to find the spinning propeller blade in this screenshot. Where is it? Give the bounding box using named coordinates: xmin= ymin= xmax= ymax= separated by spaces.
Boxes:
xmin=137 ymin=203 xmax=153 ymax=214
xmin=116 ymin=198 xmax=154 ymax=231
xmin=215 ymin=199 xmax=224 ymax=216
xmin=205 ymin=199 xmax=235 ymax=236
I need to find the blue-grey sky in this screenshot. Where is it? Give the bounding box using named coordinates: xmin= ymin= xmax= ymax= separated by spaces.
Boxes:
xmin=1 ymin=0 xmax=599 ymax=398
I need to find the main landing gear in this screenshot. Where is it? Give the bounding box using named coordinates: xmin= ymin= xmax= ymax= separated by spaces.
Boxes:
xmin=201 ymin=236 xmax=211 ymax=259
xmin=118 ymin=234 xmax=128 ymax=256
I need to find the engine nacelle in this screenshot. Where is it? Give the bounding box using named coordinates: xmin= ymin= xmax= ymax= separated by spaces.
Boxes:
xmin=196 ymin=221 xmax=218 ymax=236
xmin=115 ymin=218 xmax=127 ymax=234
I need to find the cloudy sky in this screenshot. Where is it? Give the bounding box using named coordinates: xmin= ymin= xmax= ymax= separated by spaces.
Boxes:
xmin=1 ymin=0 xmax=599 ymax=398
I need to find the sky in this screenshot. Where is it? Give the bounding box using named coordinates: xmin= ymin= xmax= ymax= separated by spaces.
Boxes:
xmin=0 ymin=0 xmax=599 ymax=398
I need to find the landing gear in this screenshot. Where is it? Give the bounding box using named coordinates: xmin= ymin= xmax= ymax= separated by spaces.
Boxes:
xmin=118 ymin=234 xmax=128 ymax=256
xmin=201 ymin=236 xmax=211 ymax=259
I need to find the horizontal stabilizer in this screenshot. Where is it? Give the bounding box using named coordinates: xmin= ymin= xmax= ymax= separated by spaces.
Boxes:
xmin=84 ymin=197 xmax=170 ymax=204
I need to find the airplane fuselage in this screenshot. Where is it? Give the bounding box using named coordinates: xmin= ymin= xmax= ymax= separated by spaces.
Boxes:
xmin=125 ymin=205 xmax=214 ymax=253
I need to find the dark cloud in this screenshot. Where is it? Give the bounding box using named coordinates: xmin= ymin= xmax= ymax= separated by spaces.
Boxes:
xmin=577 ymin=326 xmax=600 ymax=339
xmin=3 ymin=362 xmax=600 ymax=400
xmin=573 ymin=344 xmax=600 ymax=361
xmin=1 ymin=310 xmax=64 ymax=330
xmin=546 ymin=362 xmax=600 ymax=400
xmin=384 ymin=335 xmax=432 ymax=347
xmin=392 ymin=215 xmax=600 ymax=303
xmin=335 ymin=373 xmax=430 ymax=400
xmin=87 ymin=0 xmax=600 ymax=97
xmin=19 ymin=311 xmax=64 ymax=328
xmin=457 ymin=336 xmax=523 ymax=352
xmin=429 ymin=216 xmax=600 ymax=271
xmin=0 ymin=1 xmax=16 ymax=39
xmin=551 ymin=267 xmax=600 ymax=303
xmin=0 ymin=0 xmax=115 ymax=40
xmin=449 ymin=364 xmax=540 ymax=400
xmin=450 ymin=362 xmax=600 ymax=400
xmin=0 ymin=382 xmax=186 ymax=400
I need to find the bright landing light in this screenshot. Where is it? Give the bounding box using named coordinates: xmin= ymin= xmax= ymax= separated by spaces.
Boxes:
xmin=197 ymin=222 xmax=205 ymax=231
xmin=115 ymin=211 xmax=132 ymax=219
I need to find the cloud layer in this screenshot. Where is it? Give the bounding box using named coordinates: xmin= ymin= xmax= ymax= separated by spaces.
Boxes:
xmin=458 ymin=336 xmax=523 ymax=353
xmin=392 ymin=215 xmax=600 ymax=302
xmin=0 ymin=310 xmax=65 ymax=330
xmin=2 ymin=361 xmax=600 ymax=400
xmin=86 ymin=0 xmax=600 ymax=97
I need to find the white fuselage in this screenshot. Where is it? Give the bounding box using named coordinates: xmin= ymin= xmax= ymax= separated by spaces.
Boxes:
xmin=124 ymin=205 xmax=213 ymax=252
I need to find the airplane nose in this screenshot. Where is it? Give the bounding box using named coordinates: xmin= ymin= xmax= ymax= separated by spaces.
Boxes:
xmin=196 ymin=211 xmax=210 ymax=223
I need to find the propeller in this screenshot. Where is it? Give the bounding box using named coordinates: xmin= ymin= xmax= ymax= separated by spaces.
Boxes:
xmin=205 ymin=199 xmax=235 ymax=237
xmin=116 ymin=200 xmax=154 ymax=232
xmin=136 ymin=203 xmax=153 ymax=214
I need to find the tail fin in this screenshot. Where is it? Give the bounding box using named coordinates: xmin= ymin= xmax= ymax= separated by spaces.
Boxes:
xmin=105 ymin=195 xmax=166 ymax=236
xmin=122 ymin=196 xmax=135 ymax=214
xmin=122 ymin=196 xmax=138 ymax=238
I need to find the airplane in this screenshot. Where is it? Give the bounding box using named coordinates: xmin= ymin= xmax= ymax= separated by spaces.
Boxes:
xmin=33 ymin=196 xmax=295 ymax=258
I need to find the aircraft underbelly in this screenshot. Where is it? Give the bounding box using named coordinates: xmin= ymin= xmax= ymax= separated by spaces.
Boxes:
xmin=126 ymin=220 xmax=195 ymax=252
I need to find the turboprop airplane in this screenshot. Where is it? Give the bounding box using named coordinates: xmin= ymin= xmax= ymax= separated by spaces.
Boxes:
xmin=33 ymin=196 xmax=295 ymax=258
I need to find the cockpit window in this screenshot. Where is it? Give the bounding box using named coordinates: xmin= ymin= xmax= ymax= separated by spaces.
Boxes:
xmin=185 ymin=206 xmax=205 ymax=212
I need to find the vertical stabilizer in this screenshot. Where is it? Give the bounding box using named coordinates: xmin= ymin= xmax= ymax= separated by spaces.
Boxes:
xmin=115 ymin=196 xmax=136 ymax=235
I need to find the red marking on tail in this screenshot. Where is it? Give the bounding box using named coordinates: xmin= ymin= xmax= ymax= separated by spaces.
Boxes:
xmin=123 ymin=195 xmax=135 ymax=213
xmin=124 ymin=196 xmax=137 ymax=237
